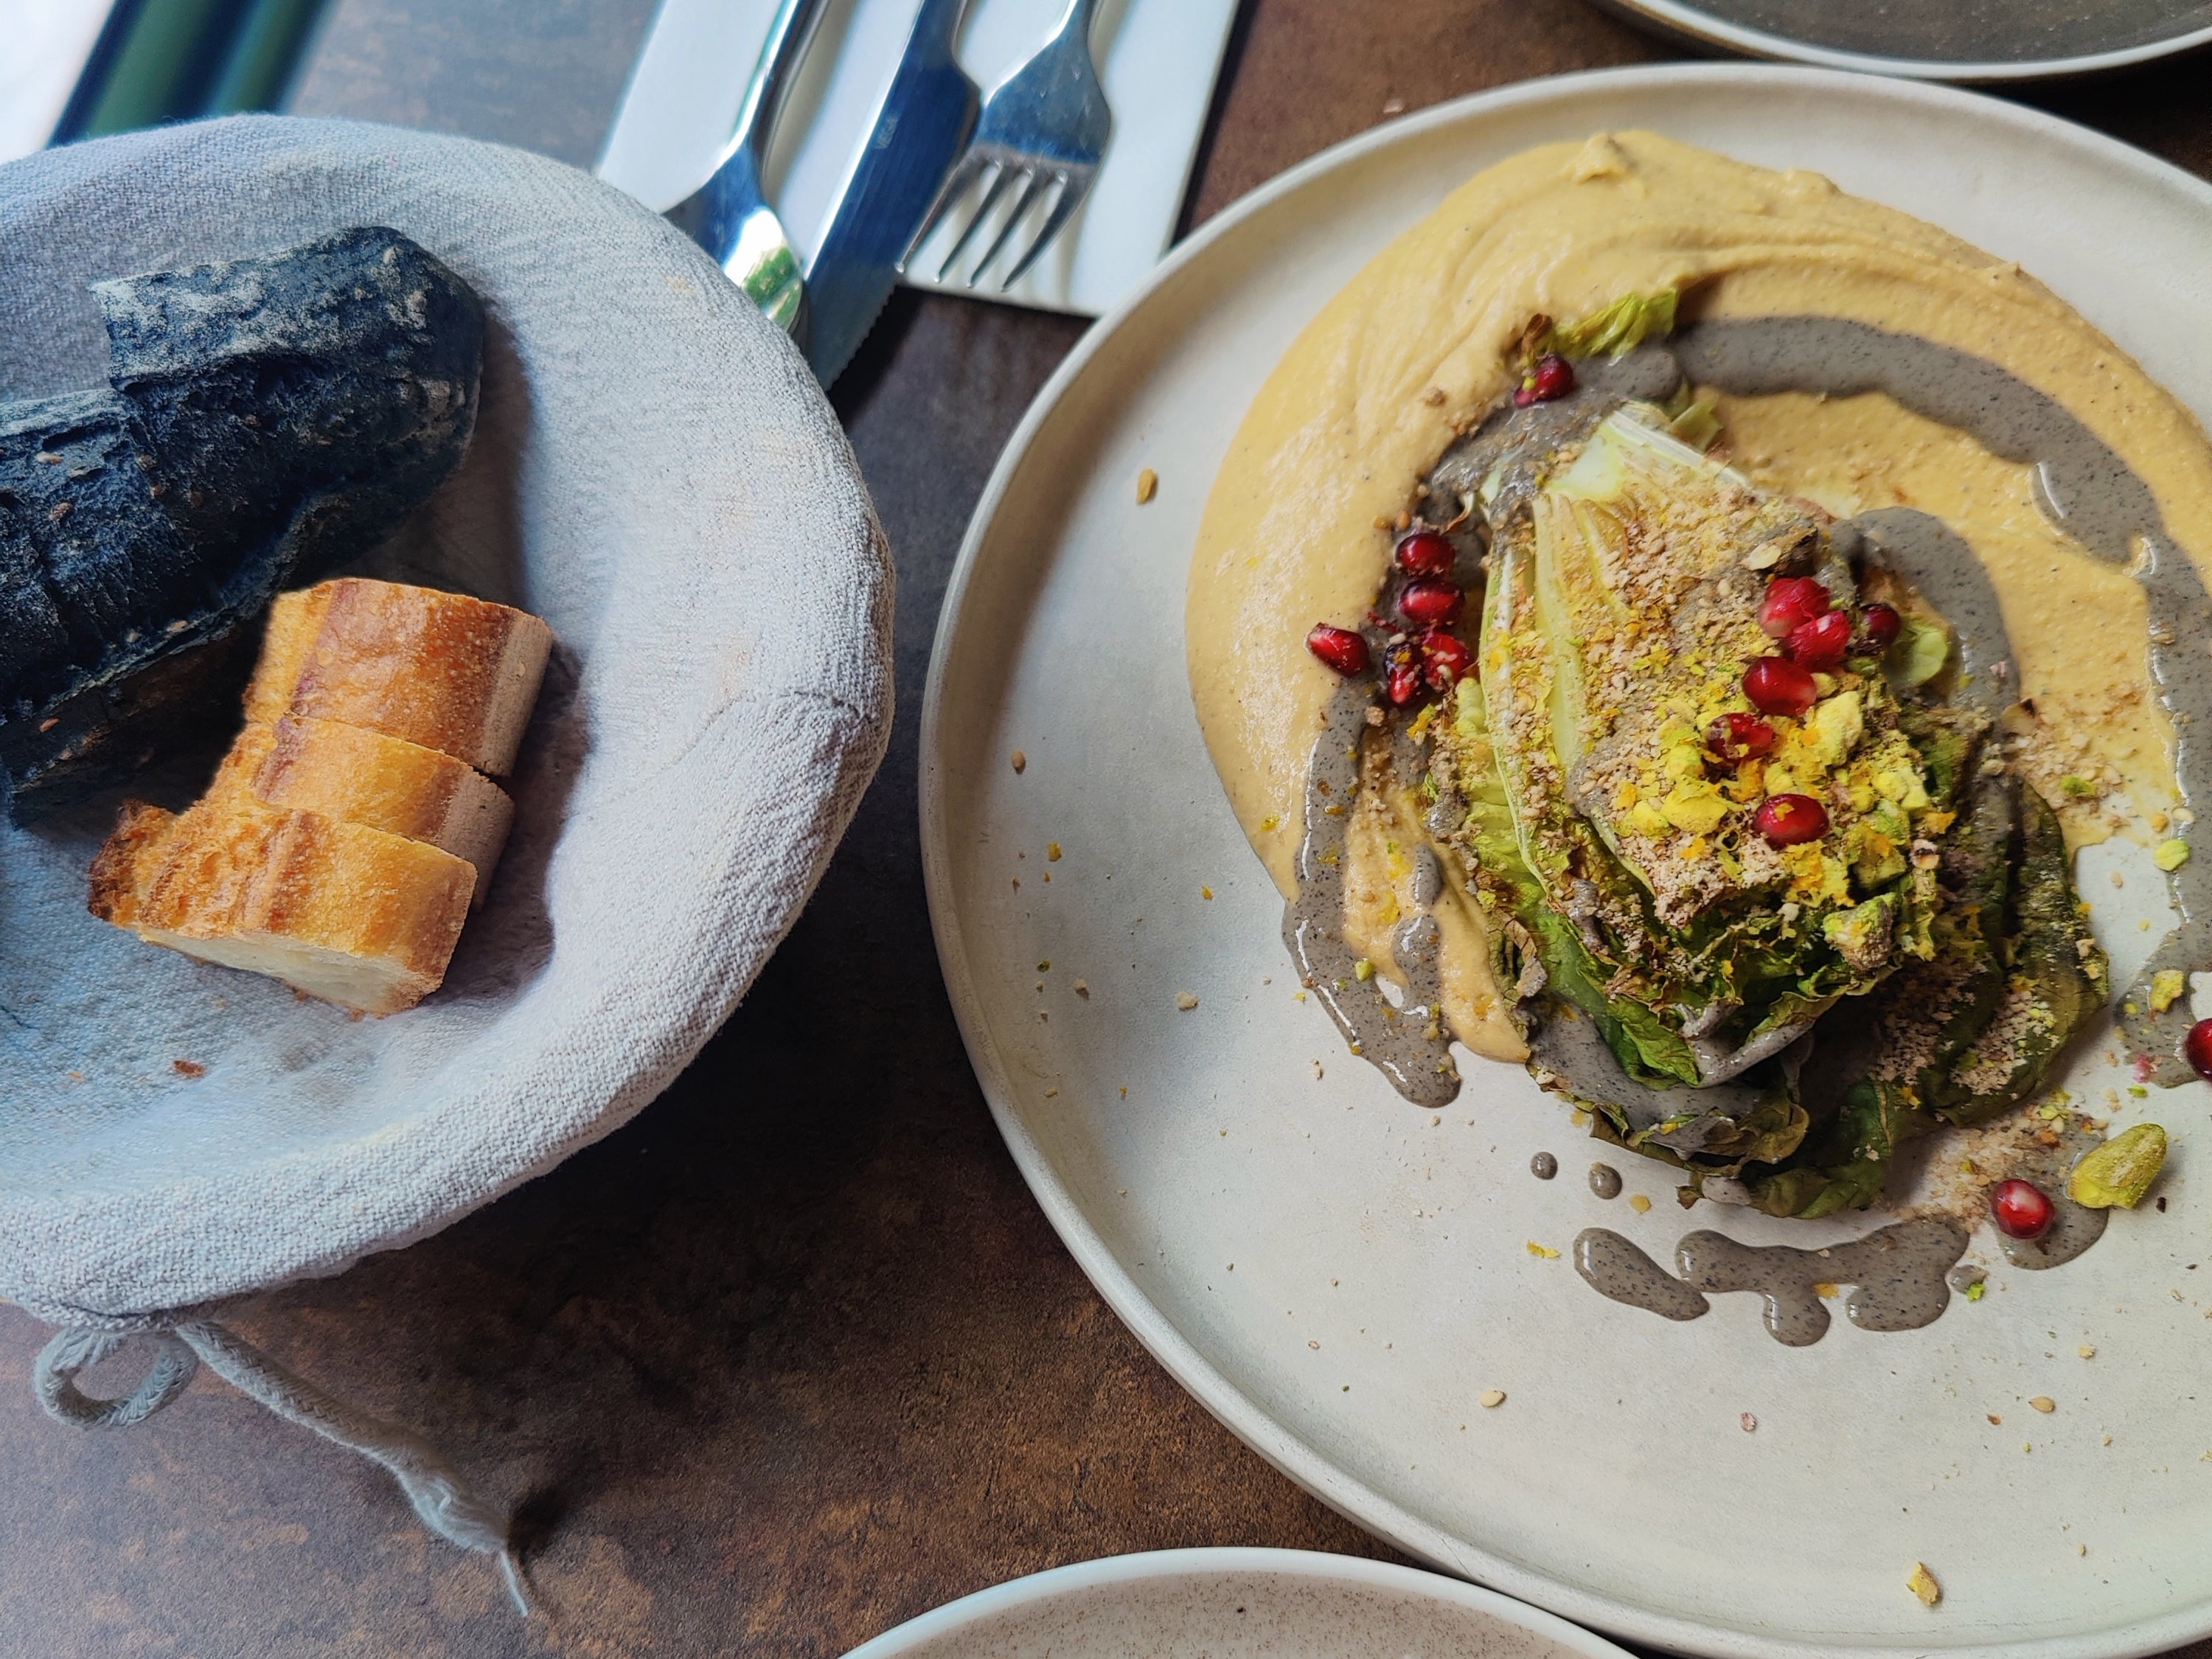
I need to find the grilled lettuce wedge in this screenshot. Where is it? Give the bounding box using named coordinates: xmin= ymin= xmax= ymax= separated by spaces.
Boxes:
xmin=1428 ymin=397 xmax=2105 ymax=1214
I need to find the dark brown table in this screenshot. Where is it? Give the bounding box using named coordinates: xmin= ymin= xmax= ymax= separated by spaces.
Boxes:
xmin=6 ymin=4 xmax=2210 ymax=1654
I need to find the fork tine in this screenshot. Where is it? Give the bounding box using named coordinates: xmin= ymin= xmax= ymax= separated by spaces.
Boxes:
xmin=967 ymin=167 xmax=1050 ymax=289
xmin=936 ymin=160 xmax=1017 ymax=282
xmin=998 ymin=167 xmax=1093 ymax=290
xmin=901 ymin=150 xmax=989 ymax=271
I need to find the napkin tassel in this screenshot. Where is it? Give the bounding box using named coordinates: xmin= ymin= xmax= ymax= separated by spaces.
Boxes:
xmin=33 ymin=1320 xmax=530 ymax=1617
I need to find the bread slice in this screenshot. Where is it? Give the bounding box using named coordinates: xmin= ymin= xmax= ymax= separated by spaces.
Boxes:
xmin=248 ymin=715 xmax=513 ymax=903
xmin=285 ymin=578 xmax=551 ymax=775
xmin=242 ymin=584 xmax=334 ymax=725
xmin=90 ymin=795 xmax=473 ymax=1015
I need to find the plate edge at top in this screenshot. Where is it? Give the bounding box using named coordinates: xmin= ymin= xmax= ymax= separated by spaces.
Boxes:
xmin=1590 ymin=0 xmax=2212 ymax=82
xmin=918 ymin=64 xmax=2212 ymax=1659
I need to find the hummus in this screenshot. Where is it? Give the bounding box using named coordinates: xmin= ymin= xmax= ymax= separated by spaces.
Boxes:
xmin=1187 ymin=131 xmax=2212 ymax=1070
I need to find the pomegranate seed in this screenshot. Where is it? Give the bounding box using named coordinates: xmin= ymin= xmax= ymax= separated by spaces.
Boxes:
xmin=2185 ymin=1018 xmax=2212 ymax=1081
xmin=1759 ymin=576 xmax=1831 ymax=639
xmin=1421 ymin=627 xmax=1473 ymax=689
xmin=1753 ymin=793 xmax=1829 ymax=846
xmin=1384 ymin=641 xmax=1424 ymax=706
xmin=1307 ymin=624 xmax=1370 ymax=677
xmin=1990 ymin=1178 xmax=2055 ymax=1241
xmin=1784 ymin=609 xmax=1854 ymax=672
xmin=1859 ymin=602 xmax=1902 ymax=653
xmin=1399 ymin=578 xmax=1465 ymax=627
xmin=1514 ymin=352 xmax=1576 ymax=407
xmin=1705 ymin=711 xmax=1777 ymax=764
xmin=1394 ymin=530 xmax=1456 ymax=578
xmin=1742 ymin=655 xmax=1818 ymax=718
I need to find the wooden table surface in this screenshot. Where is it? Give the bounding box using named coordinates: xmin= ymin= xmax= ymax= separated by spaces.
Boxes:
xmin=5 ymin=4 xmax=2211 ymax=1655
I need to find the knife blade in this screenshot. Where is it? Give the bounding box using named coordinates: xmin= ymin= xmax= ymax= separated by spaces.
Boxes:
xmin=803 ymin=0 xmax=978 ymax=385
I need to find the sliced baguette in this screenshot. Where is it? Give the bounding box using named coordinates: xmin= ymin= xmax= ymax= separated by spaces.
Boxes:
xmin=251 ymin=715 xmax=513 ymax=903
xmin=91 ymin=794 xmax=474 ymax=1015
xmin=286 ymin=578 xmax=552 ymax=776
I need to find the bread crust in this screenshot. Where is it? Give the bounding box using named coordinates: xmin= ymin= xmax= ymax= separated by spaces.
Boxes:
xmin=287 ymin=578 xmax=552 ymax=775
xmin=88 ymin=799 xmax=178 ymax=931
xmin=254 ymin=715 xmax=513 ymax=897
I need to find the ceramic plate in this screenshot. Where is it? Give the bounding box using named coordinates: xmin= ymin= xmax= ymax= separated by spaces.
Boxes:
xmin=1591 ymin=0 xmax=2212 ymax=83
xmin=841 ymin=1548 xmax=1635 ymax=1658
xmin=920 ymin=66 xmax=2212 ymax=1658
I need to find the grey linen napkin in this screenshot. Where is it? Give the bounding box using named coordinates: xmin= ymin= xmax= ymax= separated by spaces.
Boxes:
xmin=0 ymin=115 xmax=892 ymax=1593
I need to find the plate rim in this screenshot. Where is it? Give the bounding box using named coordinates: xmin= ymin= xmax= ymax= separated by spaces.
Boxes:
xmin=1591 ymin=0 xmax=2212 ymax=83
xmin=919 ymin=63 xmax=2212 ymax=1659
xmin=838 ymin=1545 xmax=1640 ymax=1657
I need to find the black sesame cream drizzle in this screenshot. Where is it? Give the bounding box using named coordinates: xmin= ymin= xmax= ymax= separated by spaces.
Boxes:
xmin=1283 ymin=675 xmax=1460 ymax=1106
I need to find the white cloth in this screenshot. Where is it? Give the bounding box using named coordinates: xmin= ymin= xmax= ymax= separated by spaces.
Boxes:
xmin=0 ymin=116 xmax=894 ymax=1329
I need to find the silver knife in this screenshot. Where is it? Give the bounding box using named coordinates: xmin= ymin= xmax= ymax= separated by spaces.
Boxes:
xmin=803 ymin=0 xmax=978 ymax=385
xmin=665 ymin=0 xmax=831 ymax=335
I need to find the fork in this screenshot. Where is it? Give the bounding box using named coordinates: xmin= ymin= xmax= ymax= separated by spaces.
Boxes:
xmin=664 ymin=0 xmax=830 ymax=335
xmin=903 ymin=0 xmax=1113 ymax=291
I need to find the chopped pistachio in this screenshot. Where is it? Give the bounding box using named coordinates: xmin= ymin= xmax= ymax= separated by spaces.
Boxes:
xmin=1807 ymin=689 xmax=1863 ymax=768
xmin=2156 ymin=838 xmax=2192 ymax=872
xmin=1660 ymin=781 xmax=1731 ymax=835
xmin=2068 ymin=1123 xmax=2167 ymax=1210
xmin=2061 ymin=774 xmax=2099 ymax=799
xmin=2151 ymin=969 xmax=2188 ymax=1014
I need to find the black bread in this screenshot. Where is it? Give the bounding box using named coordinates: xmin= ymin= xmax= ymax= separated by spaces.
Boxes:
xmin=0 ymin=226 xmax=484 ymax=821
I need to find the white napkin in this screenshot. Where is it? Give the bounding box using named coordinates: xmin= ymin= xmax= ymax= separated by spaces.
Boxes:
xmin=597 ymin=0 xmax=1239 ymax=318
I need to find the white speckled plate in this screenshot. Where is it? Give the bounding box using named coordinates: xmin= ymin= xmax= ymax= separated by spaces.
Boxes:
xmin=920 ymin=66 xmax=2212 ymax=1658
xmin=841 ymin=1548 xmax=1634 ymax=1658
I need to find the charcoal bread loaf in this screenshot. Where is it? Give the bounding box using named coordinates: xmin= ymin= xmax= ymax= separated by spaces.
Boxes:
xmin=0 ymin=228 xmax=484 ymax=821
xmin=95 ymin=226 xmax=483 ymax=553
